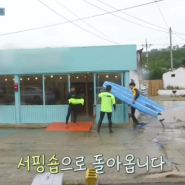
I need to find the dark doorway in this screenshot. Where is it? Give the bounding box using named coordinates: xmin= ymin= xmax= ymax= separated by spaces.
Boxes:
xmin=70 ymin=73 xmax=94 ymax=121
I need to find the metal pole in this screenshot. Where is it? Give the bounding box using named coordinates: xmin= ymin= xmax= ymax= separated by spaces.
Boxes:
xmin=146 ymin=40 xmax=149 ymax=65
xmin=68 ymin=74 xmax=70 ymax=92
xmin=170 ymin=27 xmax=173 ymax=71
xmin=42 ymin=75 xmax=45 ymax=105
xmin=142 ymin=39 xmax=151 ymax=68
xmin=93 ymin=73 xmax=97 ymax=123
xmin=85 ymin=74 xmax=88 ymax=116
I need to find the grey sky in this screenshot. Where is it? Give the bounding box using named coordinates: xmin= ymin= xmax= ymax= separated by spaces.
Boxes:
xmin=0 ymin=0 xmax=184 ymax=50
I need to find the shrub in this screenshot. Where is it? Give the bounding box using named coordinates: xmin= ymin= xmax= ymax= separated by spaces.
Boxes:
xmin=166 ymin=85 xmax=174 ymax=89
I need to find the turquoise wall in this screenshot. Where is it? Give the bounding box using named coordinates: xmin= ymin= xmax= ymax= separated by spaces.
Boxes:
xmin=96 ymin=104 xmax=124 ymax=123
xmin=0 ymin=45 xmax=136 ymax=75
xmin=0 ymin=45 xmax=136 ymax=124
xmin=0 ymin=105 xmax=69 ymax=123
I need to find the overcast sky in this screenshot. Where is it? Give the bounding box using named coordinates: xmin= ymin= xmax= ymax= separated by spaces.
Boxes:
xmin=0 ymin=0 xmax=185 ymax=50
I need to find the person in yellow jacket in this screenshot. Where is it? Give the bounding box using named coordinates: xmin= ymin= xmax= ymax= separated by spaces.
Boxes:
xmin=65 ymin=85 xmax=85 ymax=128
xmin=97 ymin=85 xmax=116 ymax=133
xmin=129 ymin=82 xmax=140 ymax=126
xmin=65 ymin=85 xmax=78 ymax=128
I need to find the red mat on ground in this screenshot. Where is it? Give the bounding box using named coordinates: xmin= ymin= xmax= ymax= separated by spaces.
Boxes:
xmin=45 ymin=122 xmax=93 ymax=132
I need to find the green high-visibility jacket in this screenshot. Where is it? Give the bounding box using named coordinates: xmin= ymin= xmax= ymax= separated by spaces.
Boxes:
xmin=98 ymin=92 xmax=116 ymax=112
xmin=68 ymin=98 xmax=84 ymax=105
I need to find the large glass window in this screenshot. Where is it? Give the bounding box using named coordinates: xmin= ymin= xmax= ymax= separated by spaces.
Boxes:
xmin=44 ymin=75 xmax=68 ymax=105
xmin=96 ymin=73 xmax=122 ymax=104
xmin=20 ymin=76 xmax=43 ymax=105
xmin=0 ymin=76 xmax=15 ymax=105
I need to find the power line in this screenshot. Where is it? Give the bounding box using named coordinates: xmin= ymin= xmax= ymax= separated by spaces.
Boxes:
xmin=172 ymin=35 xmax=178 ymax=46
xmin=158 ymin=35 xmax=169 ymax=52
xmin=151 ymin=33 xmax=168 ymax=43
xmin=163 ymin=34 xmax=169 ymax=48
xmin=37 ymin=0 xmax=119 ymax=45
xmin=54 ymin=0 xmax=119 ymax=44
xmin=173 ymin=30 xmax=185 ymax=36
xmin=161 ymin=34 xmax=169 ymax=50
xmin=147 ymin=35 xmax=170 ymax=62
xmin=98 ymin=0 xmax=168 ymax=31
xmin=139 ymin=43 xmax=184 ymax=46
xmin=0 ymin=0 xmax=167 ymax=37
xmin=174 ymin=33 xmax=185 ymax=42
xmin=154 ymin=0 xmax=169 ymax=28
xmin=155 ymin=35 xmax=169 ymax=49
xmin=98 ymin=0 xmax=185 ymax=36
xmin=83 ymin=0 xmax=168 ymax=33
xmin=92 ymin=0 xmax=167 ymax=12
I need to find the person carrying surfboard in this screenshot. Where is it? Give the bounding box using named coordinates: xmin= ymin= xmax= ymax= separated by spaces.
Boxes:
xmin=97 ymin=85 xmax=116 ymax=133
xmin=129 ymin=82 xmax=140 ymax=127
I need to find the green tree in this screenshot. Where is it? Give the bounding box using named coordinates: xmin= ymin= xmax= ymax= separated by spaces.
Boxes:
xmin=142 ymin=47 xmax=185 ymax=74
xmin=149 ymin=67 xmax=168 ymax=79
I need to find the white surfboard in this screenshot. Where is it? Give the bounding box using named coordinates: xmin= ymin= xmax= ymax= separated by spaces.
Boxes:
xmin=158 ymin=105 xmax=185 ymax=123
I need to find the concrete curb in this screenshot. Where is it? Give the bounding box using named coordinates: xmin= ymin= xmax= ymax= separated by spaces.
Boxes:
xmin=0 ymin=123 xmax=130 ymax=129
xmin=62 ymin=177 xmax=185 ymax=185
xmin=0 ymin=124 xmax=49 ymax=129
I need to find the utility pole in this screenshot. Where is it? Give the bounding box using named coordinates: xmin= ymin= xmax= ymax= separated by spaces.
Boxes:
xmin=142 ymin=39 xmax=152 ymax=67
xmin=170 ymin=27 xmax=173 ymax=71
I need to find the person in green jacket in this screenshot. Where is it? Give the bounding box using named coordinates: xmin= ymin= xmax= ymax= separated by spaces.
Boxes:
xmin=65 ymin=85 xmax=85 ymax=128
xmin=65 ymin=85 xmax=78 ymax=128
xmin=97 ymin=85 xmax=116 ymax=133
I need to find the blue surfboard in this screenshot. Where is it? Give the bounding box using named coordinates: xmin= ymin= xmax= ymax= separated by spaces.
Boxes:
xmin=103 ymin=81 xmax=165 ymax=118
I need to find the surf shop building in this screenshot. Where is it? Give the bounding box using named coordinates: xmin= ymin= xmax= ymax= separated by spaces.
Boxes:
xmin=0 ymin=45 xmax=136 ymax=125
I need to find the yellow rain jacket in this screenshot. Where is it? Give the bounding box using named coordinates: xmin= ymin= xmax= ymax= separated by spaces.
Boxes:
xmin=68 ymin=98 xmax=84 ymax=105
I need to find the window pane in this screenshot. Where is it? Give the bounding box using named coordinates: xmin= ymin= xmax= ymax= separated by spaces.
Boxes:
xmin=20 ymin=76 xmax=43 ymax=105
xmin=44 ymin=75 xmax=68 ymax=105
xmin=0 ymin=76 xmax=15 ymax=105
xmin=96 ymin=73 xmax=122 ymax=104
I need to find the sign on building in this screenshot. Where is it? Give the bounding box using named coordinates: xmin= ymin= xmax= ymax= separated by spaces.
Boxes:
xmin=0 ymin=8 xmax=5 ymax=16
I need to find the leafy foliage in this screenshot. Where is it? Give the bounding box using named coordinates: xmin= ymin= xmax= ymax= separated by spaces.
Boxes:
xmin=142 ymin=46 xmax=185 ymax=79
xmin=166 ymin=85 xmax=184 ymax=90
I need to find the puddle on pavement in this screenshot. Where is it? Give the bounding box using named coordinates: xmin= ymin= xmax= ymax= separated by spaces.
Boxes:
xmin=159 ymin=129 xmax=185 ymax=133
xmin=157 ymin=101 xmax=185 ymax=109
xmin=153 ymin=139 xmax=180 ymax=172
xmin=151 ymin=124 xmax=185 ymax=172
xmin=153 ymin=136 xmax=185 ymax=143
xmin=0 ymin=129 xmax=22 ymax=139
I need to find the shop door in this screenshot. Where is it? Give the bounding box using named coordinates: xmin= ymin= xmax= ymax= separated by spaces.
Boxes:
xmin=69 ymin=73 xmax=94 ymax=121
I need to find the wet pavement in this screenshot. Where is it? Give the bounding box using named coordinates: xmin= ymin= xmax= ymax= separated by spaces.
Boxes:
xmin=0 ymin=101 xmax=185 ymax=185
xmin=149 ymin=95 xmax=185 ymax=101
